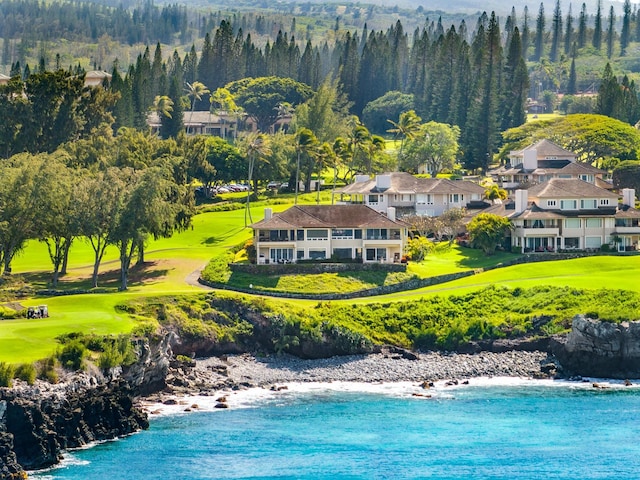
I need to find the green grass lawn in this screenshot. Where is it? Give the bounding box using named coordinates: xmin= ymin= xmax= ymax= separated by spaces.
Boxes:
xmin=3 ymin=195 xmax=640 ymax=365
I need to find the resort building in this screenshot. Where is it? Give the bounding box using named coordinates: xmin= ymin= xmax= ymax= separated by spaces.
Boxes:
xmin=251 ymin=205 xmax=408 ymax=264
xmin=490 ymin=139 xmax=609 ymax=191
xmin=336 ymin=172 xmax=487 ymax=217
xmin=508 ymin=179 xmax=638 ymax=252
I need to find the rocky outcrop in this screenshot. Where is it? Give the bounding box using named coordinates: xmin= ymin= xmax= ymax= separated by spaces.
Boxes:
xmin=0 ymin=334 xmax=176 ymax=478
xmin=0 ymin=380 xmax=148 ymax=474
xmin=552 ymin=315 xmax=640 ymax=378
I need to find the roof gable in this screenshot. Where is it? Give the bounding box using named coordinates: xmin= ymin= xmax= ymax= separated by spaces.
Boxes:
xmin=512 ymin=139 xmax=577 ymax=159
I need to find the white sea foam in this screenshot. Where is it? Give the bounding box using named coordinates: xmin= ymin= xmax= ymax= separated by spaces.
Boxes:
xmin=144 ymin=375 xmax=640 ymax=418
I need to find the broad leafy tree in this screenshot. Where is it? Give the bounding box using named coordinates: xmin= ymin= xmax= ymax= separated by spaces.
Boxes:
xmin=612 ymin=161 xmax=640 ymax=193
xmin=400 ymin=121 xmax=460 ymax=177
xmin=467 ymin=213 xmax=512 ymax=255
xmin=226 ymin=76 xmax=313 ymax=132
xmin=362 ymin=91 xmax=414 ymax=135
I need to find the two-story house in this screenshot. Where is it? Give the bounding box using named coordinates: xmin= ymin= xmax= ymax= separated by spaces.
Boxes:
xmin=509 ymin=178 xmax=637 ymax=252
xmin=490 ymin=139 xmax=609 ymax=191
xmin=251 ymin=205 xmax=408 ymax=264
xmin=336 ymin=172 xmax=487 ymax=217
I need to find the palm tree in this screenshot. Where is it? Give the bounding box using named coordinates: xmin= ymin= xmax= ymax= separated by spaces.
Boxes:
xmin=387 ymin=109 xmax=422 ymax=158
xmin=346 ymin=116 xmax=371 ymax=180
xmin=185 ymin=81 xmax=210 ymax=133
xmin=153 ymin=95 xmax=174 ymax=119
xmin=332 ymin=137 xmax=351 ymax=204
xmin=152 ymin=95 xmax=174 ymax=137
xmin=364 ymin=134 xmax=386 ymax=175
xmin=210 ymin=87 xmax=240 ymax=140
xmin=238 ymin=133 xmax=270 ymax=226
xmin=293 ymin=128 xmax=318 ymax=205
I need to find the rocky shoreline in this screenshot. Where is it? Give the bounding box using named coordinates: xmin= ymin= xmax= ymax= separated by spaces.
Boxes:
xmin=142 ymin=349 xmax=558 ymax=405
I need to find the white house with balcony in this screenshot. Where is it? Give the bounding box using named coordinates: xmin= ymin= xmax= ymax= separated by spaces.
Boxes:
xmin=490 ymin=139 xmax=609 ymax=191
xmin=251 ymin=205 xmax=408 ymax=264
xmin=336 ymin=172 xmax=487 ymax=217
xmin=509 ymin=178 xmax=638 ymax=252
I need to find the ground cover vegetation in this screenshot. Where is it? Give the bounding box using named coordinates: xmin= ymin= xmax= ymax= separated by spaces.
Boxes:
xmin=117 ymin=285 xmax=640 ymax=356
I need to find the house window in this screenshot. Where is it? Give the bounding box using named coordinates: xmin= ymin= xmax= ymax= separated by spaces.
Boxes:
xmin=307 ymin=229 xmax=328 ymax=240
xmin=417 ymin=194 xmax=433 ymax=205
xmin=297 ymin=230 xmax=304 ymax=241
xmin=586 ymin=218 xmax=602 ymax=228
xmin=565 ymin=237 xmax=580 ymax=249
xmin=579 ymin=174 xmax=594 ymax=182
xmin=580 ymin=199 xmax=597 ymax=209
xmin=449 ymin=194 xmax=463 ymax=203
xmin=332 ymin=248 xmax=352 ymax=260
xmin=368 ymin=194 xmax=379 ymax=204
xmin=297 ymin=249 xmax=304 ymax=260
xmin=308 ymin=249 xmax=326 ymax=260
xmin=559 ymin=174 xmax=572 ymax=179
xmin=547 ymin=200 xmax=557 ymax=207
xmin=332 ymin=229 xmax=354 ymax=239
xmin=270 ymin=248 xmax=293 ymax=262
xmin=354 ymin=229 xmax=363 ymax=239
xmin=585 ymin=237 xmax=601 ymax=248
xmin=564 ymin=218 xmax=581 ymax=228
xmin=560 ymin=200 xmax=577 ymax=210
xmin=366 ymin=229 xmax=388 ymax=240
xmin=269 ymin=229 xmax=290 ymax=241
xmin=600 ymin=199 xmax=610 ymax=206
xmin=366 ymin=248 xmax=387 ymax=261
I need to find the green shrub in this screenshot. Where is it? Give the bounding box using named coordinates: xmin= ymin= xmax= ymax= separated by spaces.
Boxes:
xmin=97 ymin=336 xmax=137 ymax=370
xmin=244 ymin=238 xmax=257 ymax=264
xmin=58 ymin=340 xmax=87 ymax=371
xmin=37 ymin=356 xmax=59 ymax=383
xmin=406 ymin=236 xmax=434 ymax=261
xmin=14 ymin=363 xmax=36 ymax=385
xmin=0 ymin=362 xmax=15 ymax=387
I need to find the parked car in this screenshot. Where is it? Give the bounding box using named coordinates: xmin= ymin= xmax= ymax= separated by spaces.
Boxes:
xmin=267 ymin=181 xmax=281 ymax=190
xmin=216 ymin=186 xmax=230 ymax=194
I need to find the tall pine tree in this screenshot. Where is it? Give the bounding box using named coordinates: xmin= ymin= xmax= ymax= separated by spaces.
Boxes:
xmin=533 ymin=3 xmax=545 ymax=61
xmin=549 ymin=0 xmax=562 ymax=62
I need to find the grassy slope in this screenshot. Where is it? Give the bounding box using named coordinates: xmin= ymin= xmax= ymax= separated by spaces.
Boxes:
xmin=2 ymin=193 xmax=640 ymax=363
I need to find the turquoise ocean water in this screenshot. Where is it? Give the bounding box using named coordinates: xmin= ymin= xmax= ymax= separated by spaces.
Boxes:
xmin=32 ymin=381 xmax=640 ymax=479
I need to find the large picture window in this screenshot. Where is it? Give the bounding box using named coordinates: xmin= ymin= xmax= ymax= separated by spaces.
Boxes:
xmin=585 ymin=218 xmax=602 ymax=228
xmin=307 ymin=229 xmax=328 ymax=240
xmin=564 ymin=218 xmax=581 ymax=228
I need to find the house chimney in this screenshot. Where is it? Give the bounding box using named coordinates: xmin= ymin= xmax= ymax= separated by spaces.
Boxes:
xmin=387 ymin=207 xmax=396 ymax=222
xmin=264 ymin=208 xmax=273 ymax=220
xmin=376 ymin=175 xmax=391 ymax=190
xmin=355 ymin=174 xmax=370 ymax=184
xmin=523 ymin=149 xmax=538 ymax=170
xmin=622 ymin=188 xmax=636 ymax=207
xmin=514 ymin=189 xmax=528 ymax=214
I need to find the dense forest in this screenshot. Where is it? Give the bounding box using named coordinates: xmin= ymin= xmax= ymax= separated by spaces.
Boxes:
xmin=3 ymin=0 xmax=640 ymax=172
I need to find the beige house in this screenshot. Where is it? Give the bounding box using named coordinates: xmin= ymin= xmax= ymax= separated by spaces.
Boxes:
xmin=509 ymin=179 xmax=638 ymax=252
xmin=84 ymin=71 xmax=112 ymax=87
xmin=251 ymin=205 xmax=408 ymax=264
xmin=490 ymin=139 xmax=609 ymax=191
xmin=337 ymin=172 xmax=487 ymax=217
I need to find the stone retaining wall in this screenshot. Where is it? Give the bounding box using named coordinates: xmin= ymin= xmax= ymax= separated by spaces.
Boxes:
xmin=229 ymin=262 xmax=407 ymax=275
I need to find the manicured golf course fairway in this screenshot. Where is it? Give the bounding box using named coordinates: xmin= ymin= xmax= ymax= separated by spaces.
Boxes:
xmin=2 ymin=198 xmax=640 ymax=363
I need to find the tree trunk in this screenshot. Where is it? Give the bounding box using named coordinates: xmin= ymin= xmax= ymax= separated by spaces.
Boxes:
xmin=92 ymin=259 xmax=100 ymax=288
xmin=61 ymin=238 xmax=73 ymax=275
xmin=136 ymin=240 xmax=145 ymax=265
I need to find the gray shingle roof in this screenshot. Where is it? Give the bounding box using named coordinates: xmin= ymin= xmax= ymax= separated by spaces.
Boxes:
xmin=511 ymin=139 xmax=576 ymax=158
xmin=337 ymin=172 xmax=485 ymax=196
xmin=527 ymin=179 xmax=619 ymax=199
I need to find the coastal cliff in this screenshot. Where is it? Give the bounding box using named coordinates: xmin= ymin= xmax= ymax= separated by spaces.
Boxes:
xmin=552 ymin=315 xmax=640 ymax=379
xmin=0 ymin=334 xmax=174 ymax=479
